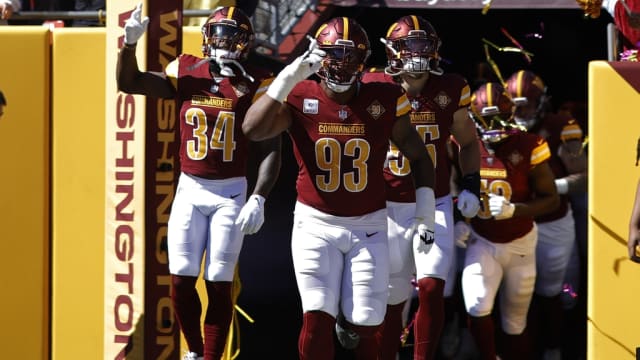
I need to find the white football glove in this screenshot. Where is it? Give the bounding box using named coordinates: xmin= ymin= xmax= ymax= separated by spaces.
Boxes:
xmin=235 ymin=195 xmax=266 ymax=235
xmin=124 ymin=3 xmax=149 ymax=46
xmin=266 ymin=37 xmax=325 ymax=103
xmin=554 ymin=178 xmax=569 ymax=194
xmin=457 ymin=190 xmax=481 ymax=218
xmin=488 ymin=193 xmax=515 ymax=220
xmin=406 ymin=187 xmax=436 ymax=254
xmin=454 ymin=221 xmax=471 ymax=248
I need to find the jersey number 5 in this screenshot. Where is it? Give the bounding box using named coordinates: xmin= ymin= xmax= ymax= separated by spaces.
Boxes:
xmin=388 ymin=124 xmax=438 ymax=176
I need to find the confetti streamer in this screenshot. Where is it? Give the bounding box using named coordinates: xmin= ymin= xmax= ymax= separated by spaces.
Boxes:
xmin=481 ymin=0 xmax=494 ymax=15
xmin=501 ymin=27 xmax=532 ymax=64
xmin=483 ymin=43 xmax=506 ymax=86
xmin=525 ymin=22 xmax=545 ymax=40
xmin=400 ymin=313 xmax=416 ymax=346
xmin=562 ymin=283 xmax=578 ymax=299
xmin=621 ymin=49 xmax=639 ymax=62
xmin=482 ymin=38 xmax=534 ymax=57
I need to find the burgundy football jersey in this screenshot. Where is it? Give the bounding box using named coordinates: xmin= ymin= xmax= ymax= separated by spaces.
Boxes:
xmin=284 ymin=79 xmax=411 ymax=216
xmin=362 ymin=70 xmax=471 ymax=201
xmin=168 ymin=54 xmax=271 ymax=179
xmin=533 ymin=112 xmax=584 ymax=223
xmin=471 ymin=132 xmax=551 ymax=243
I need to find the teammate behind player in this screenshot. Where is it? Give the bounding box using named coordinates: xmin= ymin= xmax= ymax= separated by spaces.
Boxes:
xmin=242 ymin=17 xmax=436 ymax=360
xmin=360 ymin=15 xmax=481 ymax=360
xmin=506 ymin=70 xmax=587 ymax=359
xmin=456 ymin=82 xmax=559 ymax=360
xmin=117 ymin=5 xmax=281 ymax=360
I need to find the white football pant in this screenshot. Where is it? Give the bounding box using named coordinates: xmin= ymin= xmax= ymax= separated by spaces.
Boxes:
xmin=167 ymin=172 xmax=247 ymax=282
xmin=291 ymin=201 xmax=390 ymax=326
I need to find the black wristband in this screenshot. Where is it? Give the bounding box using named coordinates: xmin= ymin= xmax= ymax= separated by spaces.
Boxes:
xmin=461 ymin=172 xmax=481 ymax=199
xmin=452 ymin=199 xmax=465 ymax=223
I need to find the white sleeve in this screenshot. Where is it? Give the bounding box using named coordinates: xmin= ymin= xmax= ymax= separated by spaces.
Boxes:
xmin=602 ymin=0 xmax=618 ymax=17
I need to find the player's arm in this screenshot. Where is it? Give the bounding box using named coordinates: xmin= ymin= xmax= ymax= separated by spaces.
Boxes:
xmin=117 ymin=46 xmax=175 ymax=98
xmin=628 ymin=178 xmax=640 ymax=260
xmin=243 ymin=39 xmax=324 ymax=141
xmin=391 ymin=113 xmax=435 ymax=189
xmin=393 ymin=112 xmax=436 ymax=252
xmin=235 ymin=134 xmax=282 ymax=235
xmin=116 ymin=3 xmax=175 ymax=98
xmin=450 ymin=107 xmax=480 ymax=176
xmin=490 ymin=158 xmax=559 ymax=220
xmin=242 ymin=91 xmax=293 ymax=141
xmin=451 ymin=107 xmax=482 ymax=217
xmin=555 ymin=139 xmax=588 ymax=194
xmin=251 ymin=135 xmax=282 ymax=198
xmin=519 ymin=160 xmax=560 ymax=218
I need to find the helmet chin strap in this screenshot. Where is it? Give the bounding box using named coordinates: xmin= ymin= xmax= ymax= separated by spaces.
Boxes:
xmin=188 ymin=54 xmax=255 ymax=82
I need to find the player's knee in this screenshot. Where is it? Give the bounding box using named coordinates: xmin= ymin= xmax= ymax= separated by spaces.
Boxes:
xmin=346 ymin=302 xmax=386 ymax=326
xmin=466 ymin=302 xmax=492 ymax=318
xmin=170 ymin=261 xmax=201 ymax=278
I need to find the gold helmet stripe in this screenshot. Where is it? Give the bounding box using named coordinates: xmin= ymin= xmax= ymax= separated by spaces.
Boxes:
xmin=410 ymin=15 xmax=420 ymax=30
xmin=486 ymin=82 xmax=494 ymax=106
xmin=516 ymin=70 xmax=526 ymax=98
xmin=342 ymin=17 xmax=349 ymax=40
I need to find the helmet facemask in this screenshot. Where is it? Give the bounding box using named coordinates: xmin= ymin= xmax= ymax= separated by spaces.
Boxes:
xmin=473 ymin=112 xmax=523 ymax=143
xmin=382 ymin=21 xmax=443 ymax=77
xmin=470 ymin=82 xmax=522 ymax=143
xmin=318 ymin=41 xmax=368 ymax=93
xmin=192 ymin=7 xmax=256 ymax=82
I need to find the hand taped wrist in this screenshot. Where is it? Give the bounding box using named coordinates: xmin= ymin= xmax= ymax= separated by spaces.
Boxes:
xmin=461 ymin=172 xmax=481 ymax=199
xmin=266 ymin=72 xmax=295 ymax=103
xmin=415 ymin=187 xmax=435 ymax=220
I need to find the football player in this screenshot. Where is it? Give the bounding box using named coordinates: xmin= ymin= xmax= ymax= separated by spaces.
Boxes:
xmin=242 ymin=17 xmax=436 ymax=360
xmin=456 ymin=82 xmax=560 ymax=360
xmin=117 ymin=5 xmax=281 ymax=360
xmin=360 ymin=15 xmax=481 ymax=360
xmin=506 ymin=70 xmax=587 ymax=359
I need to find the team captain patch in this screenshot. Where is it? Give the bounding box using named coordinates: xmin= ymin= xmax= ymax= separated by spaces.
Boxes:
xmin=367 ymin=100 xmax=385 ymax=120
xmin=303 ymin=99 xmax=319 ymax=114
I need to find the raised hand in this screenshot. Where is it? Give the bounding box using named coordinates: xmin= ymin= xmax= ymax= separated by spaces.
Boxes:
xmin=266 ymin=37 xmax=326 ymax=102
xmin=124 ymin=3 xmax=150 ymax=46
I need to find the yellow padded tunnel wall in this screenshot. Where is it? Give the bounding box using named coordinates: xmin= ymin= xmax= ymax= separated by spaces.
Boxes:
xmin=51 ymin=28 xmax=106 ymax=360
xmin=588 ymin=60 xmax=640 ymax=360
xmin=0 ymin=26 xmax=51 ymax=359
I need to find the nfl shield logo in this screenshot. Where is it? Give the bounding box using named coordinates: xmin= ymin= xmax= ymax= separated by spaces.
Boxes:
xmin=338 ymin=107 xmax=348 ymax=120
